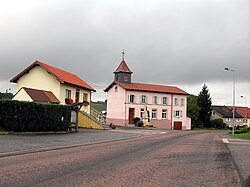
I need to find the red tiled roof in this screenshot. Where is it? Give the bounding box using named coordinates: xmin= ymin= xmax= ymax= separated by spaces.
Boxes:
xmin=114 ymin=60 xmax=132 ymax=74
xmin=22 ymin=87 xmax=60 ymax=103
xmin=105 ymin=81 xmax=189 ymax=95
xmin=228 ymin=106 xmax=250 ymax=118
xmin=10 ymin=61 xmax=95 ymax=91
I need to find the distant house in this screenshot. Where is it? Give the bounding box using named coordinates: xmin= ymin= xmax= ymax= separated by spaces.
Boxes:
xmin=104 ymin=57 xmax=191 ymax=130
xmin=211 ymin=105 xmax=244 ymax=127
xmin=227 ymin=106 xmax=250 ymax=127
xmin=11 ymin=60 xmax=95 ymax=113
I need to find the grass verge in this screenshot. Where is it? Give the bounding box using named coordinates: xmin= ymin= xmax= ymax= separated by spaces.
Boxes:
xmin=229 ymin=132 xmax=250 ymax=140
xmin=192 ymin=127 xmax=227 ymax=130
xmin=0 ymin=128 xmax=10 ymax=135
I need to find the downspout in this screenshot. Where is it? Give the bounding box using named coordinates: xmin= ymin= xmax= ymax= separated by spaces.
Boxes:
xmin=170 ymin=94 xmax=173 ymax=130
xmin=90 ymin=91 xmax=93 ymax=114
xmin=125 ymin=90 xmax=127 ymax=126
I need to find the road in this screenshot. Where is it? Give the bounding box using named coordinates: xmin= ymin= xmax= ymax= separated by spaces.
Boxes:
xmin=0 ymin=131 xmax=242 ymax=187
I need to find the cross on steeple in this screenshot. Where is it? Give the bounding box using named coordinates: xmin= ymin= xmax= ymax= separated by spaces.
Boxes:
xmin=122 ymin=49 xmax=125 ymax=61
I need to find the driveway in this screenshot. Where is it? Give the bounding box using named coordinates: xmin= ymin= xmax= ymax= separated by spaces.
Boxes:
xmin=0 ymin=127 xmax=168 ymax=157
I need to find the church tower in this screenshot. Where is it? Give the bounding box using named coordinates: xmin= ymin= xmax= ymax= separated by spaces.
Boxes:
xmin=113 ymin=51 xmax=133 ymax=84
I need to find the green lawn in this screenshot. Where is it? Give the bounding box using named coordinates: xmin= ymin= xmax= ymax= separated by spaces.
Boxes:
xmin=229 ymin=132 xmax=250 ymax=140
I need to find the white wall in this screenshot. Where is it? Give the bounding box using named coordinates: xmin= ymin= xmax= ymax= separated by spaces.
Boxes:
xmin=106 ymin=84 xmax=126 ymax=119
xmin=16 ymin=66 xmax=60 ymax=99
xmin=60 ymin=83 xmax=91 ymax=113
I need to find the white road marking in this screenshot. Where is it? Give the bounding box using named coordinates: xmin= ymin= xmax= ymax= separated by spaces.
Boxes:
xmin=222 ymin=138 xmax=229 ymax=144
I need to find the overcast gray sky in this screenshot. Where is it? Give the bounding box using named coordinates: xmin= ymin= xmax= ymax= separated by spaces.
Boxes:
xmin=0 ymin=0 xmax=249 ymax=106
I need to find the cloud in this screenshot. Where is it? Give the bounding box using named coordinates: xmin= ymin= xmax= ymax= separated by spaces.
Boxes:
xmin=0 ymin=0 xmax=249 ymax=105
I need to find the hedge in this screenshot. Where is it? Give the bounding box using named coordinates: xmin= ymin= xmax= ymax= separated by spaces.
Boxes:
xmin=0 ymin=100 xmax=71 ymax=132
xmin=234 ymin=128 xmax=250 ymax=134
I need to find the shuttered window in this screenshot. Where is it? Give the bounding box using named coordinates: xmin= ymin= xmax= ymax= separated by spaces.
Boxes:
xmin=174 ymin=110 xmax=182 ymax=118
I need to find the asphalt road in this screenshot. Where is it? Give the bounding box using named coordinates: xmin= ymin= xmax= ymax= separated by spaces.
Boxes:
xmin=0 ymin=131 xmax=243 ymax=187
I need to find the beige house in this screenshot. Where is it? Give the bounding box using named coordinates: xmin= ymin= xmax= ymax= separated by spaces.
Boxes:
xmin=11 ymin=60 xmax=95 ymax=113
xmin=211 ymin=105 xmax=244 ymax=127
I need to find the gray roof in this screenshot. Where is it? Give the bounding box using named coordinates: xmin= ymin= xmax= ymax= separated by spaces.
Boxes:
xmin=212 ymin=105 xmax=243 ymax=118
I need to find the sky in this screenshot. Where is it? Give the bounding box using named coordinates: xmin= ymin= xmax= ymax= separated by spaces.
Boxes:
xmin=0 ymin=0 xmax=249 ymax=107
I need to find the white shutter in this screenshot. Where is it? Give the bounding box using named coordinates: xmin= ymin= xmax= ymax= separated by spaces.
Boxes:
xmin=128 ymin=95 xmax=130 ymax=103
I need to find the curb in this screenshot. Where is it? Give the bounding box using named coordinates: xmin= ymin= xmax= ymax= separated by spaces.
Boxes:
xmin=0 ymin=134 xmax=143 ymax=158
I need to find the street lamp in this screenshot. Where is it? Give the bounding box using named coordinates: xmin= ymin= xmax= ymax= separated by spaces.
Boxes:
xmin=240 ymin=95 xmax=247 ymax=125
xmin=224 ymin=67 xmax=235 ymax=134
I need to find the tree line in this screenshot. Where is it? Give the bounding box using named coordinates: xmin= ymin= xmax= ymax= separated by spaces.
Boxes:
xmin=0 ymin=92 xmax=13 ymax=99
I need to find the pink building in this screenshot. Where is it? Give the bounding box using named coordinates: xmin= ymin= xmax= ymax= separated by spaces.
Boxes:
xmin=104 ymin=57 xmax=191 ymax=130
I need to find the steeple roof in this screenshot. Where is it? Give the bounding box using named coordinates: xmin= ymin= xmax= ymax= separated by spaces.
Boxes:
xmin=114 ymin=60 xmax=133 ymax=74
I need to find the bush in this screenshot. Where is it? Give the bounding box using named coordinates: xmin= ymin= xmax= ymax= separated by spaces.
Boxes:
xmin=0 ymin=100 xmax=71 ymax=132
xmin=133 ymin=117 xmax=140 ymax=125
xmin=136 ymin=121 xmax=144 ymax=127
xmin=210 ymin=118 xmax=227 ymax=129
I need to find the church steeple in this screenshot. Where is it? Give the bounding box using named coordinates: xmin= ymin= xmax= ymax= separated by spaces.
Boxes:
xmin=114 ymin=50 xmax=132 ymax=84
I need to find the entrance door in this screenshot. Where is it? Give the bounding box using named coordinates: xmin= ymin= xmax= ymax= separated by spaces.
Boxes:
xmin=129 ymin=108 xmax=135 ymax=124
xmin=174 ymin=121 xmax=182 ymax=130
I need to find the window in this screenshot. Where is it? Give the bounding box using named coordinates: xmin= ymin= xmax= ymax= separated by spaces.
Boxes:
xmin=152 ymin=109 xmax=157 ymax=119
xmin=114 ymin=86 xmax=118 ymax=92
xmin=65 ymin=89 xmax=71 ymax=99
xmin=140 ymin=108 xmax=144 ymax=118
xmin=174 ymin=110 xmax=182 ymax=118
xmin=128 ymin=95 xmax=136 ymax=103
xmin=180 ymin=98 xmax=185 ymax=106
xmin=162 ymin=97 xmax=168 ymax=105
xmin=153 ymin=96 xmax=158 ymax=104
xmin=226 ymin=118 xmax=230 ymax=122
xmin=83 ymin=93 xmax=88 ymax=102
xmin=174 ymin=98 xmax=179 ymax=106
xmin=124 ymin=75 xmax=128 ymax=82
xmin=162 ymin=109 xmax=167 ymax=119
xmin=140 ymin=95 xmax=147 ymax=104
xmin=75 ymin=89 xmax=80 ymax=102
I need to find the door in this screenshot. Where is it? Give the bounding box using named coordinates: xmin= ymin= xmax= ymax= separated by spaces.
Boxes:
xmin=129 ymin=108 xmax=135 ymax=124
xmin=174 ymin=121 xmax=182 ymax=130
